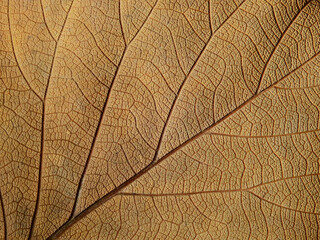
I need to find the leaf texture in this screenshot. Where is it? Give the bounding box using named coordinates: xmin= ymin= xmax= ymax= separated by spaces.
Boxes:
xmin=1 ymin=0 xmax=320 ymax=239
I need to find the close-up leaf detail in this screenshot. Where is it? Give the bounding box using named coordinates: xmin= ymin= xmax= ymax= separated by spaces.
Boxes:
xmin=1 ymin=0 xmax=320 ymax=239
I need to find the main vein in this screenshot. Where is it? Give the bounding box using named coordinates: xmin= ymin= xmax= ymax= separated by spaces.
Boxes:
xmin=48 ymin=0 xmax=315 ymax=238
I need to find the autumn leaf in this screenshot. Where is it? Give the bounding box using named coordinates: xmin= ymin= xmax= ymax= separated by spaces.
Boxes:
xmin=1 ymin=0 xmax=320 ymax=239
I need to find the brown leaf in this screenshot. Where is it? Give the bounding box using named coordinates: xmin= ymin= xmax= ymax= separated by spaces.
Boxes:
xmin=1 ymin=0 xmax=320 ymax=239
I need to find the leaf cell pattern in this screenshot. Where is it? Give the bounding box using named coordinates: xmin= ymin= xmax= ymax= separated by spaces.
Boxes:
xmin=1 ymin=0 xmax=320 ymax=239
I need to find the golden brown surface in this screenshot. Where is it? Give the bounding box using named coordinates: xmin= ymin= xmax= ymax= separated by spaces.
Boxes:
xmin=1 ymin=0 xmax=320 ymax=239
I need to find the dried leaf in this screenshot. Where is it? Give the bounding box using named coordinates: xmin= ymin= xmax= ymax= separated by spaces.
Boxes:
xmin=1 ymin=0 xmax=320 ymax=239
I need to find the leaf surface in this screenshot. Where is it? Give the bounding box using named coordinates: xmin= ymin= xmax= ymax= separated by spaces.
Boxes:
xmin=1 ymin=0 xmax=320 ymax=239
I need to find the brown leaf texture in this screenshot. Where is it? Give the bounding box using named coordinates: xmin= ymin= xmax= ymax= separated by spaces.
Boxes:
xmin=1 ymin=0 xmax=320 ymax=239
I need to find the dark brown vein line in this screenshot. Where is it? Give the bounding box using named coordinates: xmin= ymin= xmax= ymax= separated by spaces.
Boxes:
xmin=275 ymin=82 xmax=320 ymax=89
xmin=71 ymin=77 xmax=101 ymax=112
xmin=119 ymin=188 xmax=320 ymax=216
xmin=40 ymin=0 xmax=56 ymax=41
xmin=208 ymin=0 xmax=213 ymax=35
xmin=119 ymin=0 xmax=127 ymax=46
xmin=254 ymin=0 xmax=311 ymax=94
xmin=205 ymin=128 xmax=320 ymax=138
xmin=81 ymin=23 xmax=117 ymax=67
xmin=59 ymin=46 xmax=110 ymax=88
xmin=7 ymin=0 xmax=42 ymax=102
xmin=181 ymin=13 xmax=206 ymax=43
xmin=241 ymin=192 xmax=252 ymax=238
xmin=270 ymin=4 xmax=282 ymax=33
xmin=0 ymin=189 xmax=7 ymax=240
xmin=28 ymin=0 xmax=76 ymax=239
xmin=120 ymin=145 xmax=136 ymax=175
xmin=155 ymin=7 xmax=206 ymax=43
xmin=69 ymin=0 xmax=160 ymax=220
xmin=122 ymin=56 xmax=175 ymax=94
xmin=130 ymin=108 xmax=156 ymax=150
xmin=249 ymin=191 xmax=320 ymax=215
xmin=118 ymin=173 xmax=320 ymax=197
xmin=149 ymin=16 xmax=186 ymax=76
xmin=216 ymin=33 xmax=254 ymax=94
xmin=2 ymin=105 xmax=41 ymax=131
xmin=128 ymin=0 xmax=159 ymax=45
